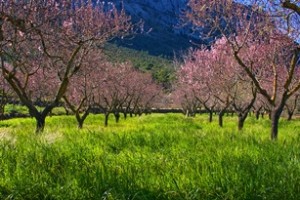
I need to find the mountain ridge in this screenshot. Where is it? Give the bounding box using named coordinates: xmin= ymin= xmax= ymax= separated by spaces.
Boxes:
xmin=107 ymin=0 xmax=200 ymax=57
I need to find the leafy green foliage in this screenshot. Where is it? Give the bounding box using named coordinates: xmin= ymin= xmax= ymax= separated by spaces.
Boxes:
xmin=0 ymin=114 xmax=299 ymax=199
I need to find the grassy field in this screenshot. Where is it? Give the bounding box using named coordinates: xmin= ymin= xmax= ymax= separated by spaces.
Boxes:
xmin=0 ymin=114 xmax=299 ymax=200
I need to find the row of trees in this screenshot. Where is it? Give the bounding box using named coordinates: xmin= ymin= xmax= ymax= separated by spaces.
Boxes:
xmin=0 ymin=0 xmax=162 ymax=132
xmin=63 ymin=53 xmax=161 ymax=128
xmin=182 ymin=0 xmax=300 ymax=139
xmin=0 ymin=0 xmax=133 ymax=132
xmin=1 ymin=0 xmax=300 ymax=141
xmin=175 ymin=35 xmax=300 ymax=131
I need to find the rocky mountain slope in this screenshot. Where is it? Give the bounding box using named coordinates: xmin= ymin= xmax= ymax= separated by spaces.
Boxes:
xmin=108 ymin=0 xmax=201 ymax=57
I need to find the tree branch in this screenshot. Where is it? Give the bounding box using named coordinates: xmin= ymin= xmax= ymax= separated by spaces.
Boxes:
xmin=282 ymin=1 xmax=300 ymax=15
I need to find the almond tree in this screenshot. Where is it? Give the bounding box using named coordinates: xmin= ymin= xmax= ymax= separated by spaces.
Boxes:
xmin=212 ymin=39 xmax=258 ymax=130
xmin=93 ymin=63 xmax=120 ymax=126
xmin=0 ymin=0 xmax=132 ymax=132
xmin=209 ymin=39 xmax=237 ymax=127
xmin=175 ymin=57 xmax=200 ymax=117
xmin=63 ymin=51 xmax=105 ymax=129
xmin=187 ymin=0 xmax=300 ymax=139
xmin=178 ymin=41 xmax=236 ymax=127
xmin=231 ymin=81 xmax=257 ymax=130
xmin=173 ymin=86 xmax=201 ymax=117
xmin=124 ymin=69 xmax=161 ymax=117
xmin=177 ymin=49 xmax=217 ymax=121
xmin=179 ymin=39 xmax=258 ymax=129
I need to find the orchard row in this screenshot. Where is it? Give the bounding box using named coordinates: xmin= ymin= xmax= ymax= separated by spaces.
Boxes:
xmin=0 ymin=1 xmax=300 ymax=140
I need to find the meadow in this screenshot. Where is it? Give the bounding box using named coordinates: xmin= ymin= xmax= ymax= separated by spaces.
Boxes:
xmin=0 ymin=113 xmax=299 ymax=200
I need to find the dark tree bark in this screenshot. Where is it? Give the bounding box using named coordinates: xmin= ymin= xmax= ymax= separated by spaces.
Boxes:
xmin=218 ymin=109 xmax=226 ymax=127
xmin=123 ymin=112 xmax=127 ymax=120
xmin=254 ymin=106 xmax=262 ymax=120
xmin=270 ymin=100 xmax=286 ymax=140
xmin=0 ymin=102 xmax=6 ymax=120
xmin=114 ymin=111 xmax=120 ymax=123
xmin=63 ymin=96 xmax=90 ymax=129
xmin=64 ymin=106 xmax=71 ymax=116
xmin=287 ymin=110 xmax=294 ymax=121
xmin=237 ymin=113 xmax=248 ymax=131
xmin=104 ymin=112 xmax=109 ymax=127
xmin=75 ymin=110 xmax=89 ymax=129
xmin=270 ymin=111 xmax=280 ymax=140
xmin=232 ymin=89 xmax=257 ymax=131
xmin=202 ymin=103 xmax=216 ymax=123
xmin=209 ymin=110 xmax=213 ymax=122
xmin=35 ymin=114 xmax=46 ymax=133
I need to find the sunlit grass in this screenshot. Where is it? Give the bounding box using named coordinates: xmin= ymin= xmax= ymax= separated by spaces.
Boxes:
xmin=0 ymin=113 xmax=299 ymax=199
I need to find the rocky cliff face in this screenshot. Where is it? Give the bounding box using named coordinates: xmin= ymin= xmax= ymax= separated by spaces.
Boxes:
xmin=108 ymin=0 xmax=200 ymax=57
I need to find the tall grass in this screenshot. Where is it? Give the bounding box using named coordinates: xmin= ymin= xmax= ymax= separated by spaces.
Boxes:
xmin=0 ymin=114 xmax=299 ymax=199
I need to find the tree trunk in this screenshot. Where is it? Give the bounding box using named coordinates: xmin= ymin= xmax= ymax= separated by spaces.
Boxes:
xmin=254 ymin=106 xmax=262 ymax=120
xmin=270 ymin=111 xmax=280 ymax=140
xmin=0 ymin=104 xmax=5 ymax=120
xmin=114 ymin=112 xmax=120 ymax=123
xmin=0 ymin=104 xmax=5 ymax=116
xmin=75 ymin=110 xmax=89 ymax=129
xmin=255 ymin=111 xmax=260 ymax=120
xmin=35 ymin=115 xmax=46 ymax=133
xmin=238 ymin=113 xmax=248 ymax=131
xmin=209 ymin=110 xmax=213 ymax=122
xmin=78 ymin=120 xmax=84 ymax=129
xmin=218 ymin=111 xmax=224 ymax=127
xmin=185 ymin=109 xmax=189 ymax=117
xmin=270 ymin=104 xmax=285 ymax=140
xmin=123 ymin=112 xmax=127 ymax=120
xmin=64 ymin=107 xmax=70 ymax=115
xmin=104 ymin=113 xmax=109 ymax=127
xmin=76 ymin=113 xmax=82 ymax=129
xmin=286 ymin=94 xmax=299 ymax=121
xmin=287 ymin=111 xmax=293 ymax=121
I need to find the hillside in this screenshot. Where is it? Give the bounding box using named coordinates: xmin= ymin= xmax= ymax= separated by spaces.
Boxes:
xmin=103 ymin=44 xmax=176 ymax=89
xmin=107 ymin=0 xmax=200 ymax=57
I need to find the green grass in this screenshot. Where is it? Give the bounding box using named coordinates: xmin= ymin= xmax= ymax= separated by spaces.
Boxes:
xmin=4 ymin=104 xmax=30 ymax=115
xmin=0 ymin=114 xmax=299 ymax=199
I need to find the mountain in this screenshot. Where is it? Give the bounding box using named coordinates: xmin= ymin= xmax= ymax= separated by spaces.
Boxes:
xmin=99 ymin=1 xmax=251 ymax=57
xmin=107 ymin=0 xmax=201 ymax=57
